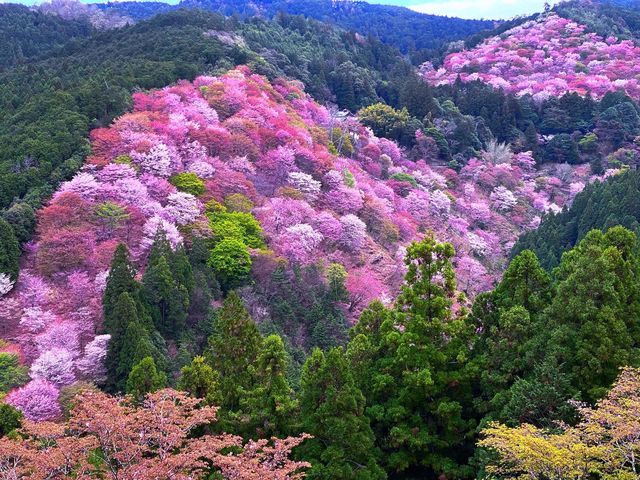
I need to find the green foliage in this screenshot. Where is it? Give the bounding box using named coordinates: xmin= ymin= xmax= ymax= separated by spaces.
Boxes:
xmin=178 ymin=356 xmax=221 ymax=406
xmin=0 ymin=352 xmax=29 ymax=394
xmin=389 ymin=172 xmax=417 ymax=187
xmin=0 ymin=403 xmax=22 ymax=437
xmin=547 ymin=226 xmax=640 ymax=401
xmin=206 ymin=291 xmax=263 ymax=411
xmin=346 ymin=236 xmax=475 ymax=477
xmin=342 ymin=169 xmax=356 ymax=188
xmin=239 ymin=335 xmax=298 ymax=439
xmin=207 ymin=238 xmax=252 ymax=291
xmin=170 ymin=172 xmax=205 ymax=196
xmin=223 ymin=193 xmax=254 ymax=213
xmin=94 ymin=202 xmax=130 ymax=236
xmin=126 ymin=356 xmax=167 ymax=401
xmin=299 ymin=347 xmax=385 ymax=480
xmin=103 ymin=244 xmax=148 ymax=333
xmin=3 ymin=203 xmax=36 ymax=245
xmin=358 ymin=103 xmax=419 ymax=147
xmin=0 ymin=218 xmax=20 ymax=281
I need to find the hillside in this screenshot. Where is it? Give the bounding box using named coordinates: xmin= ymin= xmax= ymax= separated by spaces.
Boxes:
xmin=96 ymin=0 xmax=496 ymax=54
xmin=422 ymin=12 xmax=640 ymax=101
xmin=0 ymin=7 xmax=413 ymax=212
xmin=512 ymin=167 xmax=640 ymax=270
xmin=0 ymin=66 xmax=596 ymax=395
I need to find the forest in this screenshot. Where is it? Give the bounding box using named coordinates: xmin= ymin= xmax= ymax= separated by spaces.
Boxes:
xmin=2 ymin=0 xmax=640 ymax=478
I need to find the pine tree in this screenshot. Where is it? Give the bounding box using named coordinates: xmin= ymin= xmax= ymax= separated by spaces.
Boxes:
xmin=239 ymin=335 xmax=297 ymax=439
xmin=299 ymin=348 xmax=385 ymax=480
xmin=206 ymin=291 xmax=263 ymax=411
xmin=126 ymin=356 xmax=166 ymax=401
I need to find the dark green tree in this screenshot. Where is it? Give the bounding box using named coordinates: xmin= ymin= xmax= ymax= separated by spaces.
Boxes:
xmin=103 ymin=244 xmax=147 ymax=332
xmin=299 ymin=347 xmax=386 ymax=480
xmin=547 ymin=226 xmax=640 ymax=401
xmin=143 ymin=255 xmax=188 ymax=336
xmin=126 ymin=356 xmax=167 ymax=401
xmin=0 ymin=403 xmax=22 ymax=437
xmin=347 ymin=235 xmax=475 ymax=477
xmin=206 ymin=291 xmax=263 ymax=411
xmin=239 ymin=334 xmax=297 ymax=439
xmin=0 ymin=217 xmax=19 ymax=281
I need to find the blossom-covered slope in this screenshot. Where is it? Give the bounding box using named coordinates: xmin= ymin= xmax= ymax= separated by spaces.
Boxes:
xmin=422 ymin=13 xmax=640 ymax=102
xmin=0 ymin=67 xmax=597 ymax=419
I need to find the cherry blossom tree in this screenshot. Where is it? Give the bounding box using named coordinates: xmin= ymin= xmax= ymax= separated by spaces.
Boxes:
xmin=5 ymin=378 xmax=61 ymax=421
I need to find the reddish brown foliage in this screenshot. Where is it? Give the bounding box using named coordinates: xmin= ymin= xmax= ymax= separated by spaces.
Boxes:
xmin=0 ymin=389 xmax=310 ymax=479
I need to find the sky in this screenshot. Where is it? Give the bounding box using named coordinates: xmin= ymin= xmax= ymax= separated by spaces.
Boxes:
xmin=3 ymin=0 xmax=553 ymax=20
xmin=373 ymin=0 xmax=552 ymax=20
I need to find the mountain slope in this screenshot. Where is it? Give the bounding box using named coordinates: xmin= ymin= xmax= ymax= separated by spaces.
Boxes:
xmin=97 ymin=0 xmax=496 ymax=54
xmin=0 ymin=8 xmax=412 ymax=212
xmin=0 ymin=68 xmax=599 ymax=423
xmin=423 ymin=12 xmax=640 ymax=101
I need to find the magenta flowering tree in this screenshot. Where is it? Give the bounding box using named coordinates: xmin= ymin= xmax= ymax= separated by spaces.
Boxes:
xmin=277 ymin=223 xmax=324 ymax=264
xmin=6 ymin=378 xmax=62 ymax=421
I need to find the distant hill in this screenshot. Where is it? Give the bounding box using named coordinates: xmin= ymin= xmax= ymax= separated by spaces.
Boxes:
xmin=0 ymin=4 xmax=92 ymax=69
xmin=95 ymin=0 xmax=496 ymax=53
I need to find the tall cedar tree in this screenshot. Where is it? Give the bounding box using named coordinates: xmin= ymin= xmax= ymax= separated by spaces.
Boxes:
xmin=347 ymin=235 xmax=475 ymax=477
xmin=238 ymin=334 xmax=297 ymax=439
xmin=103 ymin=244 xmax=148 ymax=332
xmin=206 ymin=291 xmax=263 ymax=411
xmin=299 ymin=347 xmax=386 ymax=480
xmin=142 ymin=233 xmax=192 ymax=337
xmin=0 ymin=217 xmax=20 ymax=281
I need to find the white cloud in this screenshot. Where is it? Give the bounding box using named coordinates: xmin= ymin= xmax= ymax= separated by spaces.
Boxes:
xmin=408 ymin=0 xmax=554 ymax=20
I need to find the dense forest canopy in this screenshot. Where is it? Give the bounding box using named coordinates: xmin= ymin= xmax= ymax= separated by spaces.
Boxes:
xmin=2 ymin=0 xmax=640 ymax=478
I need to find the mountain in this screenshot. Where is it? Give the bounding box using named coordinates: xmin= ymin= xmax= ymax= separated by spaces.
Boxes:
xmin=0 ymin=4 xmax=92 ymax=69
xmin=422 ymin=11 xmax=640 ymax=101
xmin=512 ymin=168 xmax=640 ymax=270
xmin=0 ymin=66 xmax=593 ymax=387
xmin=96 ymin=0 xmax=496 ymax=54
xmin=0 ymin=7 xmax=414 ymax=211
